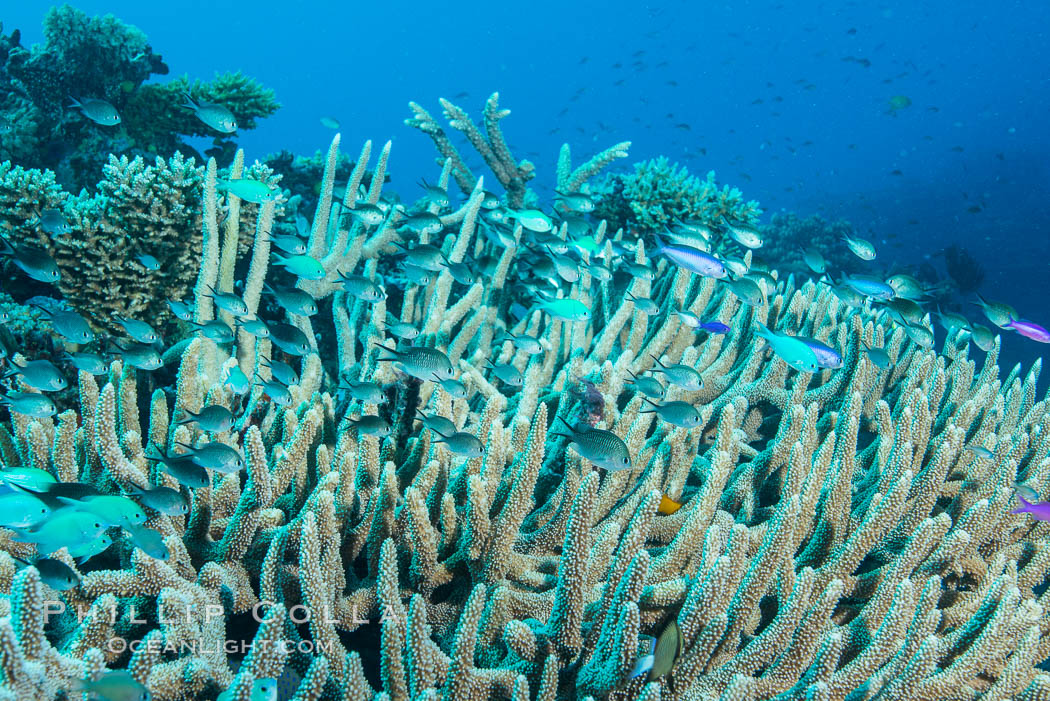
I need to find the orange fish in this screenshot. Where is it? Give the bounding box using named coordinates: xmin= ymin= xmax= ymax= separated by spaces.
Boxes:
xmin=658 ymin=494 xmax=682 ymax=515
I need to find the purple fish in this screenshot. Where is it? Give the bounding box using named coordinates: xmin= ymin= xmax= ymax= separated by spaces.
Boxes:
xmin=699 ymin=321 xmax=731 ymax=334
xmin=797 ymin=337 xmax=843 ymax=369
xmin=652 ymin=239 xmax=727 ymax=279
xmin=1012 ymin=496 xmax=1050 ymax=520
xmin=1007 ymin=319 xmax=1050 ymax=343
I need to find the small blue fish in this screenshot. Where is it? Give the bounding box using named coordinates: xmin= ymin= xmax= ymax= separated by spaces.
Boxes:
xmin=12 ymin=556 xmax=80 ymax=590
xmin=114 ymin=315 xmax=160 ymax=344
xmin=272 ymin=234 xmax=308 ymax=255
xmin=551 ymin=416 xmax=632 ymax=471
xmin=796 ymin=337 xmax=843 ymax=369
xmin=258 ymin=378 xmax=293 ymax=406
xmin=268 ymin=323 xmax=312 ymax=355
xmin=649 ymin=355 xmax=702 ymax=391
xmin=262 ymin=358 xmax=298 ymax=386
xmin=625 ymin=369 xmax=665 ymax=399
xmin=863 ymin=343 xmax=893 ymax=370
xmin=127 ymin=483 xmax=189 ymax=516
xmin=33 ymin=305 xmax=94 ymax=344
xmin=4 ymin=358 xmax=67 ymax=391
xmin=136 ymin=254 xmax=161 ymax=270
xmin=341 ymin=378 xmax=387 ymax=404
xmin=754 ymin=323 xmax=820 ymax=373
xmin=432 ymin=429 xmax=484 ymax=457
xmin=263 ymin=284 xmax=318 ymax=316
xmin=416 ymin=409 xmax=457 ymax=436
xmin=114 ymin=341 xmax=163 ymax=371
xmin=191 ymin=319 xmax=235 ymax=344
xmin=68 ymin=671 xmax=148 ymax=701
xmin=68 ymin=534 xmax=113 ymax=564
xmin=652 ymin=238 xmax=727 ymax=279
xmin=0 ymin=492 xmax=51 ymax=528
xmin=272 ymin=253 xmax=325 ymax=280
xmin=222 ymin=364 xmax=251 ymax=395
xmin=0 ymin=240 xmax=60 ymax=283
xmin=347 ymin=415 xmax=392 ymax=437
xmin=177 ymin=404 xmax=236 ymax=432
xmin=148 ymin=444 xmax=211 ymax=488
xmin=375 ymin=344 xmax=455 ymax=381
xmin=438 ymin=377 xmax=469 ymax=398
xmin=37 ymin=209 xmax=70 ymax=235
xmin=0 ymin=467 xmax=57 ymax=492
xmin=174 ymin=440 xmax=244 ymax=474
xmin=183 ymin=94 xmax=237 ymax=133
xmin=839 ymin=274 xmax=895 ymax=300
xmin=126 ymin=525 xmax=170 ymax=560
xmin=201 ymin=285 xmax=249 ymax=316
xmin=167 ymin=299 xmax=194 ymax=321
xmin=485 ymin=360 xmax=523 ymax=387
xmin=238 ymin=317 xmax=272 ymax=338
xmin=69 ymin=96 xmax=121 ymax=126
xmin=0 ymin=391 xmax=57 ymax=417
xmin=699 ymin=321 xmax=731 ymax=334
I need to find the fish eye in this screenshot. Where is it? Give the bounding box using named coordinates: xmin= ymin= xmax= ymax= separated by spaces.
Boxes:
xmin=622 ymin=457 xmax=630 ymax=464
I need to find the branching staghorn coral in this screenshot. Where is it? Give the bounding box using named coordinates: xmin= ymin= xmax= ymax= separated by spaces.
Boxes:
xmin=407 ymin=93 xmax=630 ymax=208
xmin=2 ymin=132 xmax=1050 ymax=701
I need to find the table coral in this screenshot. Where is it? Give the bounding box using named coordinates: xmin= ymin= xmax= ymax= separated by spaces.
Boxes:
xmin=594 ymin=157 xmax=762 ymax=239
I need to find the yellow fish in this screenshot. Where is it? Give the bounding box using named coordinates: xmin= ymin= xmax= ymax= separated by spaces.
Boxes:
xmin=658 ymin=494 xmax=682 ymax=515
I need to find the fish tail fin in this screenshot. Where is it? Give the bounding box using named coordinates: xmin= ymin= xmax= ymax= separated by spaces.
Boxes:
xmin=648 ymin=353 xmax=665 ymax=369
xmin=651 ymin=232 xmax=667 ymax=255
xmin=639 ymin=397 xmax=658 ymax=412
xmin=551 ymin=414 xmax=575 ymax=436
xmin=181 ymin=92 xmax=198 ymax=111
xmin=373 ymin=343 xmax=399 ymax=362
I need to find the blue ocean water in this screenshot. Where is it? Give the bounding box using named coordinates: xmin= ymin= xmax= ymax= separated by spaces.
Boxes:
xmin=5 ymin=0 xmax=1049 ymax=372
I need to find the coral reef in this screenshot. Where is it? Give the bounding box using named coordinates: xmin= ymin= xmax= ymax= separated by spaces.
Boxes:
xmin=759 ymin=212 xmax=859 ymax=273
xmin=1 ymin=128 xmax=1050 ymax=701
xmin=0 ymin=6 xmax=278 ymax=190
xmin=0 ymin=154 xmax=275 ymax=335
xmin=593 ymin=157 xmax=762 ymax=238
xmin=943 ymin=243 xmax=986 ymax=295
xmin=407 ymin=93 xmax=629 ymax=209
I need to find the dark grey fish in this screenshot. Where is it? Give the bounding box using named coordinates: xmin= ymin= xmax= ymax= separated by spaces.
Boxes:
xmin=552 ymin=416 xmax=632 ymax=471
xmin=176 ymin=404 xmax=235 ymax=432
xmin=375 ymin=344 xmax=455 ymax=381
xmin=4 ymin=358 xmax=66 ymax=391
xmin=268 ymin=323 xmax=312 ymax=355
xmin=263 ymin=358 xmax=299 ymax=386
xmin=348 ymin=414 xmax=392 ymax=436
xmin=127 ymin=483 xmax=188 ymax=516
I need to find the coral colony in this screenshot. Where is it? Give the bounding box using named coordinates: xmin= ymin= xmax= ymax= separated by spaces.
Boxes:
xmin=1 ymin=7 xmax=1050 ymax=701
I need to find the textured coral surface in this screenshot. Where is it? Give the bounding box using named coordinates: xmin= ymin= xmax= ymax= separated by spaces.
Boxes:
xmin=0 ymin=105 xmax=1048 ymax=701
